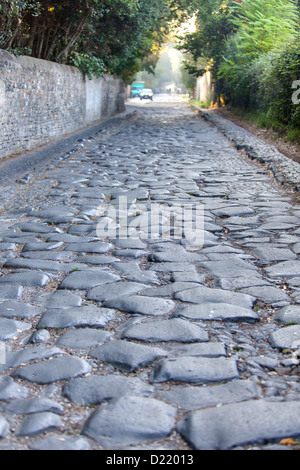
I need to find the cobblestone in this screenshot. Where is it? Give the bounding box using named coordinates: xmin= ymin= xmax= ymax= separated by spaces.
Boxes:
xmin=0 ymin=99 xmax=300 ymax=450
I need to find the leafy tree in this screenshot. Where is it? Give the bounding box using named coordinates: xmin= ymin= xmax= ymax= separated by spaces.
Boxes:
xmin=219 ymin=0 xmax=300 ymax=108
xmin=177 ymin=0 xmax=236 ymax=104
xmin=0 ymin=1 xmax=94 ymax=59
xmin=226 ymin=0 xmax=299 ymax=60
xmin=0 ymin=0 xmax=198 ymax=81
xmin=180 ymin=56 xmax=197 ymax=94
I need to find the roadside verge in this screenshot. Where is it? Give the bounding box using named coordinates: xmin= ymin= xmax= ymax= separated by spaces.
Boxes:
xmin=193 ymin=105 xmax=300 ymax=193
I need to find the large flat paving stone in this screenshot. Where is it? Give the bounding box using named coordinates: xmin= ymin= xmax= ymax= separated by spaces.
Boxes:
xmin=57 ymin=328 xmax=110 ymax=349
xmin=269 ymin=325 xmax=300 ymax=350
xmin=0 ymin=318 xmax=31 ymax=340
xmin=11 ymin=222 xmax=61 ymax=234
xmin=21 ymin=251 xmax=75 ymax=261
xmin=114 ymin=238 xmax=148 ymax=250
xmin=16 ymin=412 xmax=62 ymax=437
xmin=158 ymin=379 xmax=261 ymax=410
xmin=211 ymin=206 xmax=255 ymax=217
xmin=0 ymin=301 xmax=43 ymax=319
xmin=239 ymin=285 xmax=290 ymax=304
xmin=119 ymin=318 xmax=209 ymax=343
xmin=67 ymin=224 xmax=94 ymax=235
xmin=199 ymin=258 xmax=258 ymax=279
xmin=65 ymin=241 xmax=113 ymax=253
xmin=261 ymin=215 xmax=300 ymax=224
xmin=113 ymin=248 xmax=148 ymax=259
xmin=177 ymin=399 xmax=300 ymax=450
xmin=0 ymin=286 xmax=23 ymax=300
xmin=172 ymin=342 xmax=226 ymax=358
xmin=87 ymin=281 xmax=151 ymax=303
xmin=4 ymin=258 xmax=68 ymax=272
xmin=37 ymin=306 xmax=116 ymax=329
xmin=252 ymin=246 xmax=297 ymax=263
xmin=22 ymin=241 xmax=64 ymax=252
xmin=47 ymin=233 xmax=97 ymax=244
xmin=223 ymin=215 xmax=260 ymax=227
xmin=105 ymin=295 xmax=175 ymax=316
xmin=0 ymin=272 xmax=50 ymax=287
xmin=259 ymin=222 xmax=298 ymax=231
xmin=0 ymin=345 xmax=63 ymax=373
xmin=0 ymin=377 xmax=29 ymax=400
xmin=59 ymin=270 xmax=120 ymax=290
xmin=149 ymin=251 xmax=206 ymax=263
xmin=273 ymin=305 xmax=300 ymax=324
xmin=11 ymin=356 xmax=92 ymax=384
xmin=77 ymin=254 xmax=121 ymax=265
xmin=2 ymin=398 xmax=64 ymax=415
xmin=216 ymin=276 xmax=269 ymax=291
xmin=33 ymin=291 xmax=82 ymax=309
xmin=142 ymin=282 xmax=203 ymax=298
xmin=150 ymin=356 xmax=239 ymax=384
xmin=89 ymin=340 xmax=168 ymax=372
xmin=1 ymin=235 xmax=40 ymax=244
xmin=63 ymin=375 xmax=154 ymax=406
xmin=0 ymin=242 xmax=16 ymax=251
xmin=173 ymin=302 xmax=260 ymax=323
xmin=31 ymin=208 xmax=77 ymax=223
xmin=148 ymin=262 xmax=197 ymax=272
xmin=113 ymin=261 xmax=159 ymax=284
xmin=81 ymin=396 xmax=176 ymax=448
xmin=175 ymin=286 xmax=256 ymax=309
xmin=264 ymin=261 xmax=300 ymax=278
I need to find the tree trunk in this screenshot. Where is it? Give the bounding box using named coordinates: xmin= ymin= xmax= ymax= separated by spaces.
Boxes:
xmin=44 ymin=24 xmax=61 ymax=61
xmin=36 ymin=27 xmax=45 ymax=58
xmin=212 ymin=79 xmax=222 ymax=107
xmin=3 ymin=19 xmax=22 ymax=49
xmin=27 ymin=16 xmax=38 ymax=51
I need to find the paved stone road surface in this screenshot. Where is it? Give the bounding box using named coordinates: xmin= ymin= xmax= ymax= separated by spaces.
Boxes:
xmin=1 ymin=98 xmax=300 ymax=450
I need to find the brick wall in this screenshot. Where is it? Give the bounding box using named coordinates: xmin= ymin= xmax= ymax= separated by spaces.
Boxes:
xmin=0 ymin=50 xmax=125 ymax=159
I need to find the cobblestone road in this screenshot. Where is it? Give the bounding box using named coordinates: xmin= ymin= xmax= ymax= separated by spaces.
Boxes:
xmin=1 ymin=99 xmax=300 ymax=450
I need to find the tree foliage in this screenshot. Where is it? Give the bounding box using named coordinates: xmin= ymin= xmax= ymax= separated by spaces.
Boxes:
xmin=218 ymin=0 xmax=300 ymax=125
xmin=2 ymin=0 xmax=299 ymax=133
xmin=178 ymin=0 xmax=300 ymax=132
xmin=177 ymin=0 xmax=236 ymax=103
xmin=228 ymin=0 xmax=299 ymax=59
xmin=177 ymin=0 xmax=235 ymax=77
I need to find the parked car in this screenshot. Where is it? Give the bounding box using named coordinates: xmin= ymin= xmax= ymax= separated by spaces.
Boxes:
xmin=140 ymin=89 xmax=154 ymax=101
xmin=131 ymin=82 xmax=144 ymax=98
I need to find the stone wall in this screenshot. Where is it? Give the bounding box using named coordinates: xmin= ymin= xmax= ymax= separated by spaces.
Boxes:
xmin=0 ymin=50 xmax=125 ymax=159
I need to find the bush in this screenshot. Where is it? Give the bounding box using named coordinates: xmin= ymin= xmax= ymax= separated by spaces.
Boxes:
xmin=221 ymin=36 xmax=300 ymax=134
xmin=68 ymin=53 xmax=106 ymax=79
xmin=252 ymin=39 xmax=300 ymax=129
xmin=218 ymin=0 xmax=300 ymax=134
